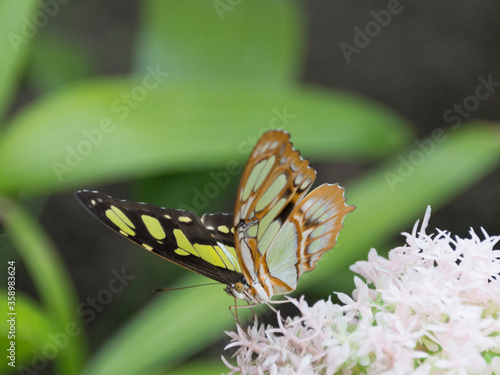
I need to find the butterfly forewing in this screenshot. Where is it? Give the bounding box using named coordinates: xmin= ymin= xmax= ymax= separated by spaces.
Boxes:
xmin=233 ymin=130 xmax=318 ymax=294
xmin=201 ymin=213 xmax=235 ymax=247
xmin=200 ymin=213 xmax=240 ymax=271
xmin=76 ymin=191 xmax=242 ymax=284
xmin=234 ymin=131 xmax=316 ymax=230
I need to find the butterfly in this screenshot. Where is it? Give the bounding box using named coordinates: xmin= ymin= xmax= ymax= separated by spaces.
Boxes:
xmin=76 ymin=130 xmax=355 ymax=306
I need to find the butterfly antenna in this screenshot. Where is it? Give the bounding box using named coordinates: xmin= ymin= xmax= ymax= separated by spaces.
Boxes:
xmin=153 ymin=282 xmax=222 ymax=293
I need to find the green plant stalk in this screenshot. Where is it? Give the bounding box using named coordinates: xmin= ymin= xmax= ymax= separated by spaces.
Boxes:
xmin=81 ymin=280 xmax=236 ymax=375
xmin=161 ymin=359 xmax=228 ymax=375
xmin=0 ymin=198 xmax=88 ymax=374
xmin=135 ymin=0 xmax=304 ymax=84
xmin=0 ymin=2 xmax=38 ymax=121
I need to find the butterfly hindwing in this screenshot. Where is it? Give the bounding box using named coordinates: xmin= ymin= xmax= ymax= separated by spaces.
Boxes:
xmin=201 ymin=213 xmax=235 ymax=248
xmin=75 ymin=191 xmax=242 ymax=284
xmin=263 ymin=184 xmax=355 ymax=295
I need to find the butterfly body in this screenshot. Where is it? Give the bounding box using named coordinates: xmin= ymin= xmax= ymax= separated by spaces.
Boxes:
xmin=76 ymin=130 xmax=354 ymax=305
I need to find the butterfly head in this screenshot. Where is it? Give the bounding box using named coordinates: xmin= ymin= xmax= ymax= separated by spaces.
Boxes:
xmin=224 ymin=279 xmax=268 ymax=305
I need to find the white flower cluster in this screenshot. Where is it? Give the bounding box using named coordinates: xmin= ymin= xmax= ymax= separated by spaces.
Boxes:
xmin=223 ymin=208 xmax=500 ymax=374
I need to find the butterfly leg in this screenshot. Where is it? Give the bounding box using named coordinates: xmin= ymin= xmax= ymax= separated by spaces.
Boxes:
xmin=249 ymin=302 xmax=256 ymax=322
xmin=229 ymin=297 xmax=250 ymax=340
xmin=229 ymin=296 xmax=242 ymax=326
xmin=231 ymin=296 xmax=238 ymax=321
xmin=266 ymin=298 xmax=293 ymax=325
xmin=231 ymin=298 xmax=276 ymax=340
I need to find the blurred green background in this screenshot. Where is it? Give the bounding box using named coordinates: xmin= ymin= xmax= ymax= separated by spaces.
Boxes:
xmin=0 ymin=1 xmax=499 ymax=374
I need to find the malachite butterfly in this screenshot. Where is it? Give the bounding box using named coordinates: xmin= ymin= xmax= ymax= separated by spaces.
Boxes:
xmin=76 ymin=130 xmax=355 ymax=305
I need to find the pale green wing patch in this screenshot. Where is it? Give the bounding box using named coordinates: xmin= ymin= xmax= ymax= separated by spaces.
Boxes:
xmin=141 ymin=215 xmax=166 ymax=240
xmin=264 ymin=184 xmax=355 ymax=295
xmin=201 ymin=213 xmax=240 ymax=273
xmin=105 ymin=205 xmax=136 ymax=236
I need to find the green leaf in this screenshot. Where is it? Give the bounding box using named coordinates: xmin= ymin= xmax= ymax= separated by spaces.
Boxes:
xmin=134 ymin=0 xmax=304 ymax=85
xmin=132 ymin=171 xmax=238 ymax=216
xmin=80 ymin=278 xmax=240 ymax=375
xmin=0 ymin=1 xmax=38 ymax=120
xmin=164 ymin=359 xmax=229 ymax=375
xmin=0 ymin=80 xmax=411 ymax=196
xmin=0 ymin=199 xmax=88 ymax=375
xmin=27 ymin=32 xmax=95 ymax=93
